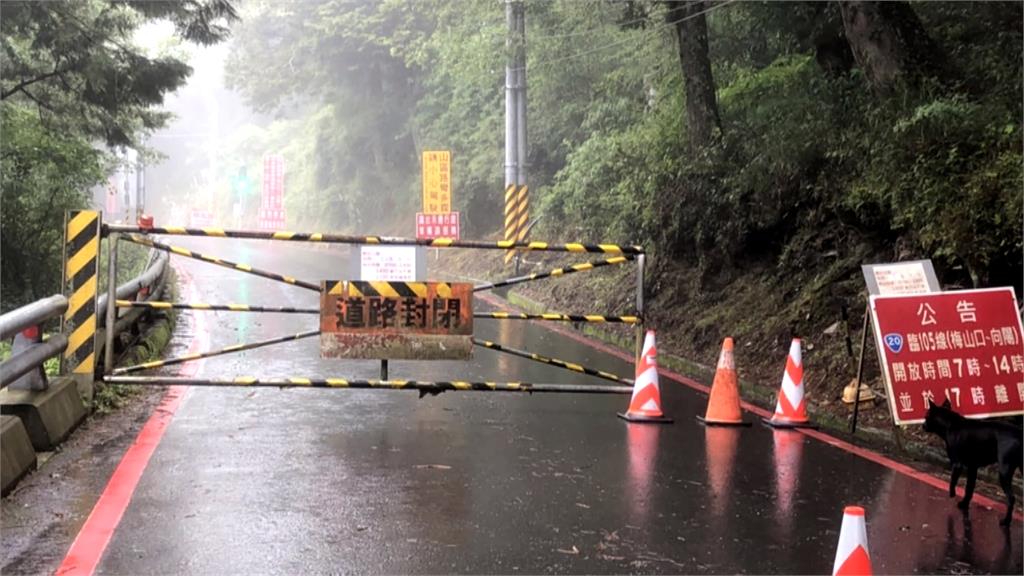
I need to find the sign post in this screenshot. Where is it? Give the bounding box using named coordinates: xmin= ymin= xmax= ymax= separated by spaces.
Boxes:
xmin=870 ymin=287 xmax=1023 ymax=425
xmin=851 ymin=260 xmax=941 ymax=433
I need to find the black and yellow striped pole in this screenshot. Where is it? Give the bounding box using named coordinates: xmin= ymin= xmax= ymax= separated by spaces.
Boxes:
xmin=112 ymin=330 xmax=319 ymax=375
xmin=476 ymin=312 xmax=639 ymax=324
xmin=121 ymin=233 xmax=319 ymax=292
xmin=513 ymin=185 xmax=528 ymax=272
xmin=61 ymin=210 xmax=100 ymax=378
xmin=474 ymin=255 xmax=634 ymax=292
xmin=472 ymin=338 xmax=633 ymax=385
xmin=115 ymin=300 xmax=319 ymax=314
xmin=104 ymin=375 xmax=634 ymax=395
xmin=104 ymin=224 xmax=645 ymax=255
xmin=503 ymin=184 xmax=518 ymax=265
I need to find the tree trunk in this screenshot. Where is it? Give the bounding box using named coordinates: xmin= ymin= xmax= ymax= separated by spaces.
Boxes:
xmin=668 ymin=1 xmax=721 ymax=149
xmin=838 ymin=1 xmax=944 ymax=94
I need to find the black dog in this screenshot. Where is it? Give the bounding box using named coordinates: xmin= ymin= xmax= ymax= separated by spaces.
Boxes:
xmin=924 ymin=399 xmax=1022 ymax=526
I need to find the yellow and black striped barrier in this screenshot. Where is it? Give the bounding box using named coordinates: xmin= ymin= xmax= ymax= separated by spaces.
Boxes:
xmin=62 ymin=210 xmax=100 ymax=376
xmin=121 ymin=233 xmax=320 ymax=292
xmin=325 ymin=280 xmax=434 ymax=299
xmin=476 ymin=312 xmax=640 ymax=324
xmin=115 ymin=300 xmax=319 ymax=314
xmin=472 ymin=338 xmax=633 ymax=385
xmin=103 ymin=375 xmax=634 ymax=395
xmin=104 ymin=224 xmax=644 ymax=255
xmin=503 ymin=184 xmax=529 ymax=265
xmin=473 ymin=255 xmax=634 ymax=292
xmin=112 ymin=330 xmax=319 ymax=375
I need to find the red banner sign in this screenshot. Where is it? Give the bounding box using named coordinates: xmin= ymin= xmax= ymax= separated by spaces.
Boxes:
xmin=870 ymin=287 xmax=1024 ymax=424
xmin=258 ymin=155 xmax=286 ymax=229
xmin=416 ymin=212 xmax=460 ymax=239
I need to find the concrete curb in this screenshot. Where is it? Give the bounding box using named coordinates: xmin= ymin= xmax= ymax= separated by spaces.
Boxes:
xmin=1 ymin=414 xmax=36 ymax=496
xmin=0 ymin=377 xmax=87 ymax=451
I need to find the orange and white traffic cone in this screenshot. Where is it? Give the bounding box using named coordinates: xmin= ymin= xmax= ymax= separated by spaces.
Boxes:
xmin=618 ymin=330 xmax=673 ymax=423
xmin=764 ymin=338 xmax=817 ymax=428
xmin=697 ymin=337 xmax=750 ymax=426
xmin=832 ymin=505 xmax=872 ymax=576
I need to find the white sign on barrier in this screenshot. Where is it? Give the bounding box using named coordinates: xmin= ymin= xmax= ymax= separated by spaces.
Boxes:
xmin=359 ymin=246 xmax=418 ymax=281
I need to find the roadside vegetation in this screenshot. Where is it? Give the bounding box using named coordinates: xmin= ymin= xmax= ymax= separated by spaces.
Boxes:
xmin=224 ymin=1 xmax=1022 ymax=424
xmin=3 ymin=1 xmax=1020 ymax=437
xmin=1 ymin=0 xmax=237 ymax=311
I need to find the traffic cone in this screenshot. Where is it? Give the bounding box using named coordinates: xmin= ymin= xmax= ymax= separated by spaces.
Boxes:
xmin=764 ymin=338 xmax=817 ymax=428
xmin=697 ymin=338 xmax=750 ymax=426
xmin=832 ymin=505 xmax=872 ymax=576
xmin=618 ymin=330 xmax=673 ymax=423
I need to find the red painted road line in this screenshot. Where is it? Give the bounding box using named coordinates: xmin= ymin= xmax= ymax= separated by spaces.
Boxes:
xmin=476 ymin=292 xmax=1023 ymax=522
xmin=57 ymin=264 xmax=208 ymax=576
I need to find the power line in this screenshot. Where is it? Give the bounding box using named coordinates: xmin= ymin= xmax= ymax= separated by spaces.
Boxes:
xmin=518 ymin=0 xmax=739 ymax=72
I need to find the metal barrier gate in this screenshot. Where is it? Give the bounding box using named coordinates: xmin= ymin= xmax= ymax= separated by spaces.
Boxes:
xmin=93 ymin=217 xmax=646 ymax=396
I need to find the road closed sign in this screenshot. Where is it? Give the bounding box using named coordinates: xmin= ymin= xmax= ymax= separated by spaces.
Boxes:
xmin=320 ymin=280 xmax=473 ymax=360
xmin=870 ymin=287 xmax=1024 ymax=425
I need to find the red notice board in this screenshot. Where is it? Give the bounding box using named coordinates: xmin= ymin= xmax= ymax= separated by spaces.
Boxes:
xmin=870 ymin=287 xmax=1024 ymax=425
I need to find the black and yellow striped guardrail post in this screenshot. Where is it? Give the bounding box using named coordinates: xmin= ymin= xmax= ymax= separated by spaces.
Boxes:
xmin=475 ymin=312 xmax=640 ymax=324
xmin=503 ymin=184 xmax=528 ymax=266
xmin=103 ymin=375 xmax=635 ymax=395
xmin=104 ymin=224 xmax=644 ymax=255
xmin=112 ymin=330 xmax=319 ymax=375
xmin=61 ymin=210 xmax=100 ymax=379
xmin=473 ymin=255 xmax=634 ymax=292
xmin=635 ymin=253 xmax=646 ymax=364
xmin=115 ymin=300 xmax=320 ymax=314
xmin=122 ymin=233 xmax=320 ymax=291
xmin=472 ymin=338 xmax=633 ymax=385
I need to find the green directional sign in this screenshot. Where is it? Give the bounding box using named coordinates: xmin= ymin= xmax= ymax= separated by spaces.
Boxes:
xmin=231 ymin=166 xmax=254 ymax=197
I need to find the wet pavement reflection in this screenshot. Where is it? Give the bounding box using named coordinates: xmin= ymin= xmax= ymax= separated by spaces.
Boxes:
xmin=97 ymin=238 xmax=1021 ymax=575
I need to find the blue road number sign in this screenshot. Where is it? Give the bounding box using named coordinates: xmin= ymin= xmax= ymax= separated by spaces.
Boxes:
xmin=884 ymin=333 xmax=904 ymax=354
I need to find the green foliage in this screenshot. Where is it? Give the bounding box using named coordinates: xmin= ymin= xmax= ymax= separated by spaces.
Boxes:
xmin=1 ymin=104 xmax=105 ymax=311
xmin=1 ymin=0 xmax=236 ymax=309
xmin=223 ymin=0 xmax=1020 ymax=294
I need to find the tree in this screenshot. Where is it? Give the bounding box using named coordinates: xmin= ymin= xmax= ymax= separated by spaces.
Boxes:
xmin=668 ymin=0 xmax=721 ymax=148
xmin=0 ymin=0 xmax=237 ymax=310
xmin=838 ymin=1 xmax=944 ymax=94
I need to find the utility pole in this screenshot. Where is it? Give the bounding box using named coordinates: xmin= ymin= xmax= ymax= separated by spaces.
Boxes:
xmin=504 ymin=0 xmax=520 ymax=189
xmin=505 ymin=0 xmax=527 ymax=273
xmin=513 ymin=0 xmax=527 ymax=187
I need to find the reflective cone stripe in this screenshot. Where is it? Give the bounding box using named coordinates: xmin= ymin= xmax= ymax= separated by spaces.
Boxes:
xmin=832 ymin=506 xmax=872 ymax=576
xmin=618 ymin=330 xmax=671 ymax=422
xmin=626 ymin=332 xmax=663 ymax=417
xmin=701 ymin=338 xmax=746 ymax=424
xmin=772 ymin=339 xmax=809 ymax=423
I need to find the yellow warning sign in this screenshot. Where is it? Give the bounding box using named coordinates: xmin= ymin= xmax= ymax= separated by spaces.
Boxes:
xmin=422 ymin=151 xmax=451 ymax=214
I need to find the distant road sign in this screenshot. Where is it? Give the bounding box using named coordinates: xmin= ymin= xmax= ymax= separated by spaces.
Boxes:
xmin=416 ymin=212 xmax=460 ymax=240
xmin=870 ymin=287 xmax=1024 ymax=425
xmin=862 ymin=260 xmax=940 ymax=296
xmin=422 ymin=151 xmax=451 ymax=214
xmin=320 ymin=280 xmax=473 ymax=360
xmin=258 ymin=155 xmax=286 ymax=229
xmin=189 ymin=209 xmax=215 ymax=228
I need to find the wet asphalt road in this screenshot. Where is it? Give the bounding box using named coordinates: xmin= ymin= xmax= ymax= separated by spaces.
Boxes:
xmin=92 ymin=238 xmax=1021 ymax=574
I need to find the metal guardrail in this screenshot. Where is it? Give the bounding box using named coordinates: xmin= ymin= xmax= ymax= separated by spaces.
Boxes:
xmin=0 ymin=249 xmax=168 ymax=390
xmin=0 ymin=295 xmax=68 ymax=341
